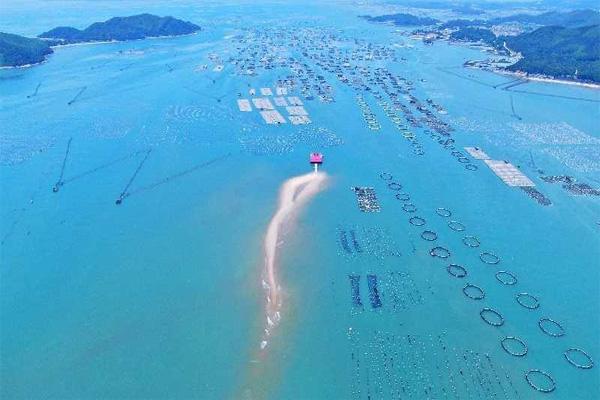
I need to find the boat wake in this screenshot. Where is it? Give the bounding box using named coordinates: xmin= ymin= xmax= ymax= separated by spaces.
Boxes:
xmin=260 ymin=171 xmax=328 ymax=351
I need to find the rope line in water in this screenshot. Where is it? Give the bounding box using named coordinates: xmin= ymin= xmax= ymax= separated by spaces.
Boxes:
xmin=493 ymin=77 xmax=523 ymax=89
xmin=67 ymin=86 xmax=87 ymax=106
xmin=62 ymin=150 xmax=148 ymax=186
xmin=505 ymin=87 xmax=600 ymax=103
xmin=501 ymin=79 xmax=528 ymax=91
xmin=115 ymin=149 xmax=152 ymax=204
xmin=53 ymin=137 xmax=73 ymax=192
xmin=126 ymin=153 xmax=231 ymax=197
xmin=27 ymin=82 xmax=41 ymax=98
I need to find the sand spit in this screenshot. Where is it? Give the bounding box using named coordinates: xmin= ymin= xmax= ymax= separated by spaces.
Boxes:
xmin=261 ymin=171 xmax=328 ymax=350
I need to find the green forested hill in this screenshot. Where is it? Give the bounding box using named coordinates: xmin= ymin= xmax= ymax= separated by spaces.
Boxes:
xmin=0 ymin=32 xmax=53 ymax=67
xmin=504 ymin=24 xmax=600 ymax=82
xmin=39 ymin=14 xmax=201 ymax=43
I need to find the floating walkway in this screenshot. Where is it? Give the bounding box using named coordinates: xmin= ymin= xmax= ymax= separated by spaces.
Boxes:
xmin=287 ymin=96 xmax=303 ymax=106
xmin=467 ymin=145 xmax=551 ymax=205
xmin=260 ymin=110 xmax=286 ymax=124
xmin=286 ymin=106 xmax=308 ymax=116
xmin=252 ymin=97 xmax=274 ymax=110
xmin=289 ymin=115 xmax=311 ymax=125
xmin=274 ymin=97 xmax=288 ymax=107
xmin=464 ymin=147 xmax=491 ymax=160
xmin=237 ymin=99 xmax=252 ymax=112
xmin=483 ymin=160 xmax=535 ymax=187
xmin=237 ymin=86 xmax=311 ymax=125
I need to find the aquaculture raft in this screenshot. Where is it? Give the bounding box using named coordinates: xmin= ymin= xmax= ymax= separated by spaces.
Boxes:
xmin=351 ymin=187 xmax=380 ymax=212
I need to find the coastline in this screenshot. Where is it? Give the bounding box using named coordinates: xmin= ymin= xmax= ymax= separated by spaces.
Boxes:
xmin=492 ymin=68 xmax=600 ymax=90
xmin=0 ymin=57 xmax=49 ymax=70
xmin=0 ymin=31 xmax=199 ymax=70
xmin=443 ymin=39 xmax=600 ymax=90
xmin=46 ymin=31 xmax=200 ymax=49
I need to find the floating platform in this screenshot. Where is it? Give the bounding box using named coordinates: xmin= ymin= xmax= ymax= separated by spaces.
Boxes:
xmin=287 ymin=96 xmax=304 ymax=106
xmin=260 ymin=87 xmax=273 ymax=96
xmin=286 ymin=106 xmax=308 ymax=116
xmin=252 ymin=97 xmax=274 ymax=110
xmin=484 ymin=160 xmax=535 ymax=187
xmin=274 ymin=97 xmax=288 ymax=107
xmin=464 ymin=146 xmax=490 ymax=160
xmin=237 ymin=99 xmax=252 ymax=112
xmin=289 ymin=115 xmax=311 ymax=125
xmin=260 ymin=110 xmax=286 ymax=124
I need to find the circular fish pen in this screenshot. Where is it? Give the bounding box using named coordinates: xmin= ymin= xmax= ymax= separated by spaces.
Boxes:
xmin=564 ymin=348 xmax=594 ymax=369
xmin=457 ymin=157 xmax=470 ymax=164
xmin=525 ymin=369 xmax=556 ymax=393
xmin=539 ymin=318 xmax=565 ymax=337
xmin=409 ymin=216 xmax=426 ymax=226
xmin=465 ymin=164 xmax=478 ymax=171
xmin=436 ymin=207 xmax=452 ymax=217
xmin=430 ymin=246 xmax=451 ymax=259
xmin=402 ymin=203 xmax=417 ymax=213
xmin=447 ymin=264 xmax=467 ymax=278
xmin=495 ymin=271 xmax=518 ymax=285
xmin=421 ymin=230 xmax=438 ymax=241
xmin=480 ymin=307 xmax=504 ymax=327
xmin=516 ymin=293 xmax=540 ymax=310
xmin=501 ymin=336 xmax=528 ymax=357
xmin=480 ymin=252 xmax=500 ymax=265
xmin=380 ymin=172 xmax=393 ymax=181
xmin=388 ymin=182 xmax=403 ymax=191
xmin=448 ymin=220 xmax=466 ymax=232
xmin=462 ymin=235 xmax=480 ymax=248
xmin=396 ymin=193 xmax=410 ymax=202
xmin=463 ymin=283 xmax=485 ymax=300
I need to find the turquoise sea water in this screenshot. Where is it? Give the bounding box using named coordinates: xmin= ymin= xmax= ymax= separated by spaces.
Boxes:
xmin=1 ymin=1 xmax=599 ymax=399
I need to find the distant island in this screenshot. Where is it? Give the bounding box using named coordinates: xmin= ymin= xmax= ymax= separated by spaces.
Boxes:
xmin=0 ymin=32 xmax=53 ymax=67
xmin=0 ymin=14 xmax=200 ymax=67
xmin=39 ymin=13 xmax=201 ymax=44
xmin=360 ymin=13 xmax=439 ymax=26
xmin=489 ymin=9 xmax=600 ymax=28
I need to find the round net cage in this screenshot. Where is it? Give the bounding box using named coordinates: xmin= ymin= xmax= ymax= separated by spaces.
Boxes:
xmin=480 ymin=252 xmax=500 ymax=265
xmin=538 ymin=318 xmax=565 ymax=337
xmin=501 ymin=336 xmax=528 ymax=357
xmin=447 ymin=263 xmax=467 ymax=278
xmin=430 ymin=246 xmax=451 ymax=259
xmin=480 ymin=307 xmax=504 ymax=327
xmin=462 ymin=235 xmax=480 ymax=248
xmin=564 ymin=348 xmax=594 ymax=370
xmin=436 ymin=207 xmax=452 ymax=217
xmin=463 ymin=283 xmax=485 ymax=300
xmin=515 ymin=292 xmax=540 ymax=310
xmin=409 ymin=216 xmax=426 ymax=226
xmin=421 ymin=230 xmax=438 ymax=241
xmin=448 ymin=220 xmax=466 ymax=232
xmin=495 ymin=271 xmax=518 ymax=286
xmin=525 ymin=369 xmax=556 ymax=393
